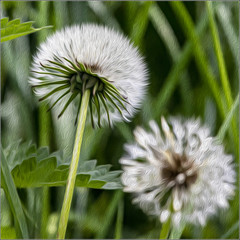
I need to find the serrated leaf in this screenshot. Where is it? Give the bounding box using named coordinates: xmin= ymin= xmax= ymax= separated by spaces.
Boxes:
xmin=1 ymin=17 xmax=52 ymax=42
xmin=2 ymin=142 xmax=122 ymax=190
xmin=1 ymin=17 xmax=9 ymax=28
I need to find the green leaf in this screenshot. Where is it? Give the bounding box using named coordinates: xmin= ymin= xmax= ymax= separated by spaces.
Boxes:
xmin=2 ymin=142 xmax=122 ymax=189
xmin=1 ymin=17 xmax=52 ymax=42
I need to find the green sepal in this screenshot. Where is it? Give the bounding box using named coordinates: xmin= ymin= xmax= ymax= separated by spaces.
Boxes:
xmin=105 ymin=88 xmax=129 ymax=113
xmin=89 ymin=99 xmax=95 ymax=128
xmin=94 ymin=94 xmax=101 ymax=128
xmin=76 ymin=60 xmax=87 ymax=72
xmin=47 ymin=89 xmax=70 ymax=112
xmin=99 ymin=93 xmax=111 ymax=127
xmin=74 ymin=95 xmax=82 ymax=125
xmin=62 ymin=57 xmax=81 ymax=72
xmin=104 ymin=91 xmax=124 ymax=117
xmin=39 ymin=84 xmax=69 ymax=101
xmin=58 ymin=92 xmax=78 ymax=118
xmin=32 ymin=80 xmax=69 ymax=88
xmin=31 ymin=71 xmax=68 ymax=78
xmin=48 ymin=60 xmax=76 ymax=74
xmin=40 ymin=63 xmax=71 ymax=76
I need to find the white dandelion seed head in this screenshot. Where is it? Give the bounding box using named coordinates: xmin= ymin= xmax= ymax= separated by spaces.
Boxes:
xmin=120 ymin=117 xmax=236 ymax=226
xmin=29 ymin=24 xmax=148 ymax=127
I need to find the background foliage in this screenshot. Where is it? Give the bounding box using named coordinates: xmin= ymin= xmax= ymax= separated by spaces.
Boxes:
xmin=1 ymin=1 xmax=239 ymax=239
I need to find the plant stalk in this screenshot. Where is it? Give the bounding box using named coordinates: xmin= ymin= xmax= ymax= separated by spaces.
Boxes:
xmin=57 ymin=89 xmax=90 ymax=239
xmin=159 ymin=216 xmax=171 ymax=239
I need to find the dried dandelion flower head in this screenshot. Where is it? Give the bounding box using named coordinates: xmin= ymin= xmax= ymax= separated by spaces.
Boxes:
xmin=29 ymin=24 xmax=148 ymax=126
xmin=120 ymin=117 xmax=236 ymax=226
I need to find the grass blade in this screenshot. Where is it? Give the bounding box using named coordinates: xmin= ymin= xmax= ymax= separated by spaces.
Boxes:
xmin=170 ymin=1 xmax=225 ymax=118
xmin=149 ymin=2 xmax=195 ymax=114
xmin=96 ymin=191 xmax=123 ymax=239
xmin=207 ymin=1 xmax=238 ymax=155
xmin=207 ymin=1 xmax=233 ymax=108
xmin=88 ymin=1 xmax=121 ymax=30
xmin=1 ymin=149 xmax=29 ymax=239
xmin=216 ymin=3 xmax=239 ymax=66
xmin=217 ymin=94 xmax=239 ymax=142
xmin=130 ymin=1 xmax=152 ymax=46
xmin=149 ymin=3 xmax=179 ymax=58
xmin=153 ymin=10 xmax=208 ymax=117
xmin=220 ymin=221 xmax=239 ymax=239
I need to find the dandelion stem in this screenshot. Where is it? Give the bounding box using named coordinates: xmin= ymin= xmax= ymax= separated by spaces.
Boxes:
xmin=169 ymin=222 xmax=185 ymax=239
xmin=57 ymin=89 xmax=90 ymax=239
xmin=159 ymin=216 xmax=171 ymax=239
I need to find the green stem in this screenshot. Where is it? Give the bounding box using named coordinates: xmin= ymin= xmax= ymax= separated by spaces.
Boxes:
xmin=41 ymin=186 xmax=50 ymax=239
xmin=39 ymin=104 xmax=51 ymax=239
xmin=169 ymin=222 xmax=185 ymax=239
xmin=114 ymin=194 xmax=124 ymax=239
xmin=57 ymin=89 xmax=90 ymax=239
xmin=159 ymin=217 xmax=171 ymax=239
xmin=36 ymin=2 xmax=51 ymax=237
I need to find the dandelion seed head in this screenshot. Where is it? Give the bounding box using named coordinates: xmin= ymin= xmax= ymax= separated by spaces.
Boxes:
xmin=120 ymin=117 xmax=236 ymax=226
xmin=29 ymin=24 xmax=148 ymax=126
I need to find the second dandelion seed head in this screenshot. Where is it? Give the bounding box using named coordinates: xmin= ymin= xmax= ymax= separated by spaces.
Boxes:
xmin=30 ymin=24 xmax=148 ymax=127
xmin=120 ymin=117 xmax=236 ymax=226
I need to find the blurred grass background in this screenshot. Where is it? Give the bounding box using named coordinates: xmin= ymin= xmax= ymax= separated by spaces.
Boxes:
xmin=1 ymin=1 xmax=239 ymax=239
